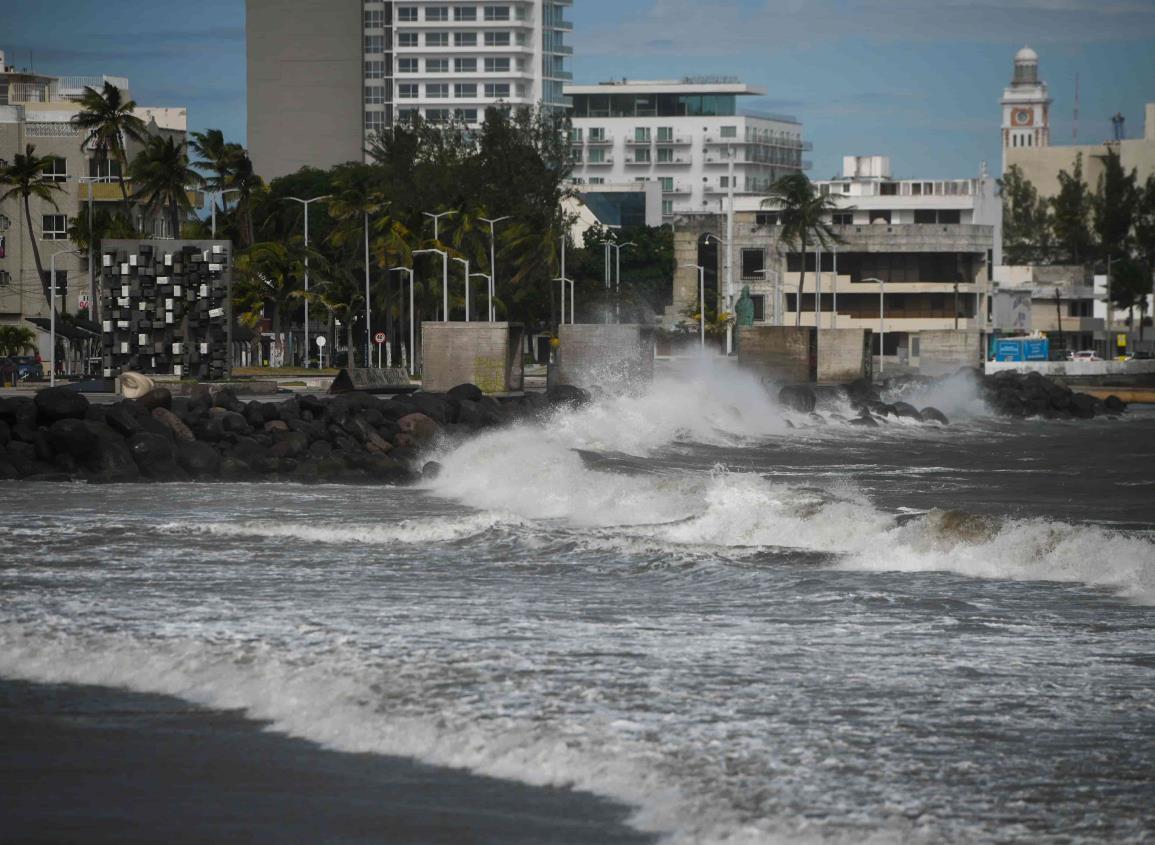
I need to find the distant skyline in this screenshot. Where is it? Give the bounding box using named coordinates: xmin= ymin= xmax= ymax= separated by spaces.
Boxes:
xmin=6 ymin=0 xmax=1155 ymax=180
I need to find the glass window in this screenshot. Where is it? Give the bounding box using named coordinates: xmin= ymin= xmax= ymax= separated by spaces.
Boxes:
xmin=364 ymin=8 xmax=385 ymax=28
xmin=397 ymin=107 xmax=418 ymax=122
xmin=656 ymin=126 xmax=673 ymax=141
xmin=365 ymin=85 xmax=385 ymax=104
xmin=398 ymin=58 xmax=418 ymax=73
xmin=484 ymin=5 xmax=510 ymax=21
xmin=720 ymin=125 xmax=737 ymax=138
xmin=589 ymin=177 xmax=605 ymax=185
xmin=364 ymin=34 xmax=385 ymax=52
xmin=633 ymin=127 xmax=650 ymax=142
xmin=634 ymin=148 xmax=651 ymax=163
xmin=661 ymin=199 xmax=673 ymax=215
xmin=364 ymin=60 xmax=385 ymax=79
xmin=657 ymin=147 xmax=673 ymax=163
xmin=426 ymin=32 xmax=449 ymax=47
xmin=398 ymin=32 xmax=418 ymax=47
xmin=42 ymin=214 xmax=68 ymax=240
xmin=455 ymin=108 xmax=479 ymax=122
xmin=659 ymin=177 xmax=673 ymax=191
xmin=426 ymin=108 xmax=450 ymax=123
xmin=484 ymin=31 xmax=511 ymax=46
xmin=426 ymin=6 xmax=449 ymax=21
xmin=456 ymin=83 xmax=477 ymax=98
xmin=569 ymin=147 xmax=582 ymax=163
xmin=397 ymin=6 xmax=418 ymax=21
xmin=832 ymin=212 xmax=853 ymax=225
xmin=398 ymin=83 xmax=418 ymax=98
xmin=426 ymin=58 xmax=449 ymax=72
xmin=484 ymin=57 xmax=510 ymax=73
xmin=455 ymin=5 xmax=477 ymax=20
xmin=455 ymin=31 xmax=477 ymax=46
xmin=741 ymin=248 xmax=765 ymax=279
xmin=568 ymin=127 xmax=582 ymax=142
xmin=365 ymin=111 xmax=385 ymax=133
xmin=43 ymin=157 xmax=68 ymax=182
xmin=751 ymin=294 xmax=765 ymax=322
xmin=456 ymin=57 xmax=477 ymax=72
xmin=426 ymin=83 xmax=449 ymax=98
xmin=588 ymin=148 xmax=605 ymax=164
xmin=484 ymin=83 xmax=510 ymax=98
xmin=589 ymin=127 xmax=605 ymax=141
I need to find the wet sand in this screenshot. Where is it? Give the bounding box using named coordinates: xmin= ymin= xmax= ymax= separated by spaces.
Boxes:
xmin=0 ymin=679 xmax=655 ymax=845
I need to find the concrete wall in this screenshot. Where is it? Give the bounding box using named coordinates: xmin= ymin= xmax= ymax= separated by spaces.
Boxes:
xmin=736 ymin=326 xmax=816 ymax=384
xmin=421 ymin=322 xmax=524 ymax=394
xmin=1006 ymin=136 xmax=1155 ymax=199
xmin=555 ymin=324 xmax=655 ymax=394
xmin=985 ymin=358 xmax=1155 ymax=386
xmin=917 ymin=330 xmax=982 ymax=376
xmin=818 ymin=329 xmax=872 ymax=383
xmin=247 ymin=0 xmax=364 ymax=180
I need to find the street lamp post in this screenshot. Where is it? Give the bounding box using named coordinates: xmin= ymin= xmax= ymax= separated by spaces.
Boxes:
xmin=452 ymin=256 xmax=470 ymax=321
xmin=423 ymin=209 xmax=458 ymax=243
xmin=608 ymin=241 xmax=635 ymax=323
xmin=863 ymin=277 xmax=886 ymax=376
xmin=390 ymin=266 xmax=415 ymax=376
xmin=413 ymin=248 xmax=449 ymax=322
xmin=681 ymin=263 xmax=706 ymax=350
xmin=705 ymin=234 xmax=735 ymax=352
xmin=284 ymin=195 xmax=330 ymax=367
xmin=212 ymin=188 xmax=241 ymax=239
xmin=49 ymin=248 xmax=82 ymax=387
xmin=479 ymin=215 xmax=510 ymax=321
xmin=76 ymin=176 xmax=103 ymax=324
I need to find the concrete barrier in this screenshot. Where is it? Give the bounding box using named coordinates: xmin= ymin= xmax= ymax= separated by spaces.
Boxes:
xmin=985 ymin=358 xmax=1155 ymax=386
xmin=554 ymin=324 xmax=655 ymax=394
xmin=421 ymin=322 xmax=525 ymax=394
xmin=818 ymin=329 xmax=873 ymax=383
xmin=737 ymin=326 xmax=817 ymax=384
xmin=917 ymin=330 xmax=983 ymax=376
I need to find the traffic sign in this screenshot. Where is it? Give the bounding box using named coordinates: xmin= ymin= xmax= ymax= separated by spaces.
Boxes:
xmin=315 ymin=336 xmax=326 ymax=347
xmin=374 ymin=331 xmax=386 ymax=344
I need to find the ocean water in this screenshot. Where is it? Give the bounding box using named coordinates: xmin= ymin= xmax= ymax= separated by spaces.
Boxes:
xmin=2 ymin=367 xmax=1154 ymax=844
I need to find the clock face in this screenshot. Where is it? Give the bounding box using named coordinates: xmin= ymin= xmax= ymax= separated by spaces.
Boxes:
xmin=1014 ymin=109 xmax=1033 ymax=126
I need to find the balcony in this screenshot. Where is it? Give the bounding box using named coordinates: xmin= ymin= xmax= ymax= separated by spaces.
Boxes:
xmin=625 ymin=136 xmax=653 ymax=147
xmin=624 ymin=156 xmax=653 ymax=166
xmin=655 ymin=135 xmax=692 ymax=146
xmin=586 ymin=136 xmax=612 ymax=146
xmin=663 ymin=182 xmax=692 ymax=195
xmin=585 ymin=157 xmax=614 ymax=166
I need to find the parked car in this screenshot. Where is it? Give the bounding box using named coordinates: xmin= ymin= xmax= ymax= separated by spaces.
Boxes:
xmin=1068 ymin=350 xmax=1102 ymax=362
xmin=4 ymin=355 xmax=45 ymax=381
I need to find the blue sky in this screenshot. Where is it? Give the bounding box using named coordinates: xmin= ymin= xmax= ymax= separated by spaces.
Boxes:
xmin=7 ymin=0 xmax=1155 ymax=180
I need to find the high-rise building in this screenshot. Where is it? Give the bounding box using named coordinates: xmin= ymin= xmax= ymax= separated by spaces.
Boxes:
xmin=564 ymin=78 xmax=809 ymax=219
xmin=247 ymin=0 xmax=573 ymax=180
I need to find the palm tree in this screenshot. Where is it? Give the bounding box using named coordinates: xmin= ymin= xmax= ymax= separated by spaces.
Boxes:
xmin=234 ymin=240 xmax=319 ymax=342
xmin=70 ymin=81 xmax=148 ymax=210
xmin=295 ymin=263 xmax=364 ymax=367
xmin=0 ymin=324 xmax=38 ymax=357
xmin=130 ymin=136 xmax=203 ymax=238
xmin=189 ymin=128 xmax=234 ymax=192
xmin=0 ymin=144 xmax=66 ymax=313
xmin=328 ymin=165 xmax=387 ymax=362
xmin=761 ymin=174 xmax=842 ymax=326
xmin=227 ymin=148 xmax=263 ymax=248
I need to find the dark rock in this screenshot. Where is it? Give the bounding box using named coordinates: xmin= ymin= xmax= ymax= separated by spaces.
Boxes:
xmin=1104 ymin=394 xmax=1127 ymax=414
xmin=85 ymin=436 xmax=140 ymax=483
xmin=808 ymin=412 xmax=827 ymax=426
xmin=0 ymin=396 xmax=37 ymax=428
xmin=137 ymin=414 xmax=175 ymax=441
xmin=447 ymin=383 xmax=484 ymax=403
xmin=1069 ymin=393 xmax=1096 ymax=419
xmin=456 ymin=400 xmax=485 ymax=429
xmin=128 ymin=432 xmax=182 ymax=480
xmin=276 ymin=398 xmax=302 ymax=422
xmin=0 ymin=453 xmax=18 ymax=480
xmin=35 ymin=386 xmax=89 ymax=424
xmin=137 ymin=387 xmax=173 ymax=411
xmin=388 ymin=446 xmax=420 ymax=468
xmin=212 ymin=387 xmax=244 ymax=413
xmin=48 ymin=418 xmax=99 ymax=459
xmin=0 ymin=420 xmax=9 ymax=447
xmin=378 ymin=399 xmax=419 ymax=422
xmin=422 ymin=460 xmax=443 ymax=479
xmin=363 ymin=453 xmax=415 ymax=484
xmin=778 ymin=385 xmax=816 ymax=414
xmin=53 ymin=453 xmax=79 ymax=474
xmin=849 ymin=414 xmax=879 ymax=427
xmin=104 ymin=403 xmax=144 ymax=437
xmin=264 ymin=420 xmax=290 ymax=433
xmin=547 ymin=384 xmax=591 ymax=408
xmin=397 ymin=412 xmax=440 ymax=448
xmin=219 ymin=456 xmax=252 ymax=480
xmin=268 ymin=431 xmax=310 ymax=459
xmin=307 ymin=440 xmax=334 ymax=458
xmin=298 ymin=395 xmax=327 ymax=419
xmin=12 ymin=422 xmax=40 ymax=444
xmin=405 ymin=392 xmax=456 ymax=424
xmin=176 ymin=441 xmax=221 ymax=477
xmin=920 ymin=407 xmax=949 ymax=425
xmin=890 ymin=402 xmax=923 ymax=421
xmin=22 ymin=472 xmax=75 ymax=483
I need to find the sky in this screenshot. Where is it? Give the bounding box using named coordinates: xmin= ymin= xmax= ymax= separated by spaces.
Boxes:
xmin=6 ymin=0 xmax=1155 ymax=180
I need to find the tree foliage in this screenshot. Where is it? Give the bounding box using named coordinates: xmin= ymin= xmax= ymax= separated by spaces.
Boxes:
xmin=998 ymin=164 xmax=1051 ymax=264
xmin=1050 ymin=153 xmax=1095 ymax=265
xmin=0 ymin=144 xmax=66 ymax=314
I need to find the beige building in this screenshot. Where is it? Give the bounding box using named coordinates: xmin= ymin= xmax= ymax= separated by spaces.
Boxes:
xmin=0 ymin=51 xmax=188 ymax=354
xmin=1001 ymin=46 xmax=1155 ymax=195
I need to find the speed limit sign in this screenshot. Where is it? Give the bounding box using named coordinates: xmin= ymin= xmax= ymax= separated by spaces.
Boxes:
xmin=374 ymin=331 xmax=386 ymax=344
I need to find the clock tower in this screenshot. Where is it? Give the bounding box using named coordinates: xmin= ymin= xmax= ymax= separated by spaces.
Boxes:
xmin=1000 ymin=46 xmax=1051 ymax=174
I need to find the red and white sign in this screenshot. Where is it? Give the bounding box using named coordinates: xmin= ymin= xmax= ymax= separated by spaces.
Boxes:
xmin=374 ymin=332 xmax=387 ymax=344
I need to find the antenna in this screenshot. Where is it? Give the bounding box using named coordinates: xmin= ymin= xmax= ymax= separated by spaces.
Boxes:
xmin=1112 ymin=112 xmax=1125 ymax=142
xmin=1073 ymin=72 xmax=1079 ymax=143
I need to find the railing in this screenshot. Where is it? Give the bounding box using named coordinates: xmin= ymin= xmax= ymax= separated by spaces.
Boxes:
xmin=56 ymin=75 xmax=129 ymax=94
xmin=25 ymin=121 xmax=80 ymax=137
xmin=624 ymin=136 xmax=652 ymax=146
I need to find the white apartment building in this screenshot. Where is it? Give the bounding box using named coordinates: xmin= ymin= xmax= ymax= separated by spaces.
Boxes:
xmin=564 ymin=78 xmax=809 ymax=218
xmin=249 ymin=0 xmax=573 ymax=179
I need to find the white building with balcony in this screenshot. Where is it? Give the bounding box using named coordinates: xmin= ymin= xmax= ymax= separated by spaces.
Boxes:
xmin=564 ymin=78 xmax=809 ymax=218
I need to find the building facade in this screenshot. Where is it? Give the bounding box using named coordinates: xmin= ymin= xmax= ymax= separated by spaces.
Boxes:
xmin=1000 ymin=46 xmax=1051 ymax=175
xmin=669 ymin=155 xmax=998 ymax=370
xmin=0 ymin=51 xmax=188 ymax=347
xmin=248 ymin=0 xmax=573 ymax=180
xmin=564 ymin=78 xmax=809 ymax=219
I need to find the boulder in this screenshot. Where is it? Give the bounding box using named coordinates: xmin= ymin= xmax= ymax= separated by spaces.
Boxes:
xmin=152 ymin=407 xmax=196 ymax=443
xmin=920 ymin=406 xmax=950 ymax=425
xmin=47 ymin=418 xmax=99 ymax=459
xmin=0 ymin=420 xmax=9 ymax=447
xmin=211 ymin=387 xmax=245 ymax=413
xmin=397 ymin=412 xmax=440 ymax=448
xmin=264 ymin=419 xmax=290 ymax=434
xmin=1104 ymin=394 xmax=1127 ymax=414
xmin=422 ymin=460 xmax=443 ymax=479
xmin=447 ymin=383 xmax=484 ymax=403
xmin=890 ymin=402 xmax=923 ymax=421
xmin=267 ymin=431 xmax=310 ymax=459
xmin=0 ymin=396 xmax=36 ymax=427
xmin=127 ymin=432 xmax=182 ymax=480
xmin=85 ymin=436 xmax=140 ymax=483
xmin=0 ymin=451 xmax=18 ymax=480
xmin=34 ymin=386 xmax=89 ymax=424
xmin=849 ymin=414 xmax=879 ymax=427
xmin=176 ymin=441 xmax=221 ymax=477
xmin=136 ymin=387 xmax=173 ymax=411
xmin=778 ymin=385 xmax=816 ymax=414
xmin=547 ymin=384 xmax=591 ymax=408
xmin=104 ymin=403 xmax=145 ymax=437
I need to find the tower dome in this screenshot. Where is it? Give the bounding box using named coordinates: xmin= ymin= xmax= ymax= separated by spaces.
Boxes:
xmin=1013 ymin=46 xmax=1039 ymax=84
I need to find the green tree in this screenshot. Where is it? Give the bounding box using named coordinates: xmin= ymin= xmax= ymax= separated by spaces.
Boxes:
xmin=0 ymin=144 xmax=67 ymax=314
xmin=1135 ymin=175 xmax=1155 ymax=273
xmin=130 ymin=135 xmax=203 ymax=239
xmin=0 ymin=324 xmax=38 ymax=356
xmin=70 ymin=82 xmax=148 ymax=210
xmin=234 ymin=240 xmax=319 ymax=345
xmin=998 ymin=164 xmax=1052 ymax=264
xmin=762 ymin=173 xmax=841 ymax=325
xmin=1093 ymin=147 xmax=1140 ymax=266
xmin=1050 ymin=153 xmax=1094 ymax=265
xmin=295 ymin=263 xmax=364 ymax=367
